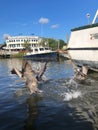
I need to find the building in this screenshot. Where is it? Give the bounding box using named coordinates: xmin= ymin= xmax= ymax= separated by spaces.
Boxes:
xmin=3 ymin=35 xmax=42 ymax=51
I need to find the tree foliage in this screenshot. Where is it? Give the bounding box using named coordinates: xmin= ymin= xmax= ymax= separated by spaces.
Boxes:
xmin=23 ymin=40 xmax=31 ymax=51
xmin=42 ymin=38 xmax=66 ymax=50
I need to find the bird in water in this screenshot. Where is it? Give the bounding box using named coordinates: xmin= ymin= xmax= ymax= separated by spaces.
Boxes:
xmin=11 ymin=60 xmax=48 ymax=94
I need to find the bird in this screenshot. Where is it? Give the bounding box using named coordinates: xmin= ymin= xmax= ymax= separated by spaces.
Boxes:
xmin=11 ymin=60 xmax=48 ymax=94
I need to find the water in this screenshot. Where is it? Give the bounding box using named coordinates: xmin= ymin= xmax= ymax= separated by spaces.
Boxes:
xmin=0 ymin=58 xmax=98 ymax=130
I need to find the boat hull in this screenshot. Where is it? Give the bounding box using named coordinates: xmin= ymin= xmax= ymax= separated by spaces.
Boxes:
xmin=67 ymin=23 xmax=98 ymax=69
xmin=68 ymin=49 xmax=98 ymax=69
xmin=23 ymin=52 xmax=58 ymax=61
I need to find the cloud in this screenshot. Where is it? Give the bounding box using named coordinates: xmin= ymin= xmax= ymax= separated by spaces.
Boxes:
xmin=39 ymin=17 xmax=49 ymax=24
xmin=51 ymin=24 xmax=59 ymax=29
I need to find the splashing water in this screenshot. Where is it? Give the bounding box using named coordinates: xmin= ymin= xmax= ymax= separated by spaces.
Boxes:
xmin=60 ymin=78 xmax=82 ymax=101
xmin=66 ymin=78 xmax=78 ymax=90
xmin=62 ymin=90 xmax=82 ymax=101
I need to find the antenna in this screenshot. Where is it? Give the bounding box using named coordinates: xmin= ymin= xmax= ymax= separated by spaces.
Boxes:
xmin=86 ymin=13 xmax=90 ymax=24
xmin=92 ymin=10 xmax=98 ymax=24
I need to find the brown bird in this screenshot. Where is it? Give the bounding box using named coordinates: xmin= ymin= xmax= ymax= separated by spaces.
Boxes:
xmin=11 ymin=60 xmax=48 ymax=94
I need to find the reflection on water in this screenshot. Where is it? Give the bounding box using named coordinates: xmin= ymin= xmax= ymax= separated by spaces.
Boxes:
xmin=24 ymin=95 xmax=43 ymax=130
xmin=0 ymin=58 xmax=98 ymax=130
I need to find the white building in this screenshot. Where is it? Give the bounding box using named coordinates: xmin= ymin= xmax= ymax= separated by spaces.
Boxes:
xmin=3 ymin=35 xmax=42 ymax=51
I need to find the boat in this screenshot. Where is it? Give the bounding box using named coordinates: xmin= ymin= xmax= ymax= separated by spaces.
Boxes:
xmin=23 ymin=46 xmax=58 ymax=61
xmin=67 ymin=10 xmax=98 ymax=71
xmin=2 ymin=35 xmax=58 ymax=60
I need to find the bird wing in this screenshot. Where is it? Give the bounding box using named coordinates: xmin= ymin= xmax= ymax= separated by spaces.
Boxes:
xmin=11 ymin=67 xmax=22 ymax=78
xmin=22 ymin=60 xmax=34 ymax=77
xmin=36 ymin=62 xmax=48 ymax=81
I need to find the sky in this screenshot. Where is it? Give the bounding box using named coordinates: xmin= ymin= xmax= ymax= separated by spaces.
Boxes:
xmin=0 ymin=0 xmax=98 ymax=43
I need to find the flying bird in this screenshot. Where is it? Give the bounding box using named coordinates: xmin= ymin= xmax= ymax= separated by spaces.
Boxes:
xmin=11 ymin=60 xmax=48 ymax=94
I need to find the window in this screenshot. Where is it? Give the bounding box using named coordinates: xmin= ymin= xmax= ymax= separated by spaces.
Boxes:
xmin=40 ymin=48 xmax=44 ymax=51
xmin=35 ymin=49 xmax=38 ymax=52
xmin=45 ymin=48 xmax=49 ymax=50
xmin=17 ymin=44 xmax=20 ymax=47
xmin=10 ymin=44 xmax=16 ymax=48
xmin=16 ymin=40 xmax=20 ymax=42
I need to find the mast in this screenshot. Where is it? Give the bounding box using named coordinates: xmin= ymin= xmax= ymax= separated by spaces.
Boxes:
xmin=92 ymin=10 xmax=98 ymax=24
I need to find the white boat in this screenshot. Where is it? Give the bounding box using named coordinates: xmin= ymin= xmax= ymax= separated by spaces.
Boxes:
xmin=2 ymin=35 xmax=58 ymax=60
xmin=23 ymin=46 xmax=58 ymax=61
xmin=67 ymin=10 xmax=98 ymax=70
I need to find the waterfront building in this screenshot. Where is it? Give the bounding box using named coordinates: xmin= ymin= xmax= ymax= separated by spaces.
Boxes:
xmin=3 ymin=35 xmax=42 ymax=51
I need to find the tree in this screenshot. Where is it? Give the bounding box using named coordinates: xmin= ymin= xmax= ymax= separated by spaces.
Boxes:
xmin=23 ymin=40 xmax=31 ymax=51
xmin=38 ymin=38 xmax=48 ymax=47
xmin=58 ymin=39 xmax=65 ymax=49
xmin=40 ymin=38 xmax=66 ymax=50
xmin=45 ymin=38 xmax=56 ymax=50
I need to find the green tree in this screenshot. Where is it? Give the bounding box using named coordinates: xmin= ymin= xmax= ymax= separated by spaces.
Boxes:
xmin=23 ymin=40 xmax=31 ymax=51
xmin=47 ymin=38 xmax=58 ymax=50
xmin=58 ymin=39 xmax=65 ymax=49
xmin=38 ymin=37 xmax=66 ymax=50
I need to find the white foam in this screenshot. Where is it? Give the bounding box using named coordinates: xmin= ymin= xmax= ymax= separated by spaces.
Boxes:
xmin=63 ymin=91 xmax=81 ymax=101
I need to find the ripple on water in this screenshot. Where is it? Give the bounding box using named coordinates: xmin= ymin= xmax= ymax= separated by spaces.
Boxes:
xmin=1 ymin=59 xmax=98 ymax=130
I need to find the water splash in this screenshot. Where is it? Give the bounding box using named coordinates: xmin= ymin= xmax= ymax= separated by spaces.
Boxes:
xmin=62 ymin=90 xmax=82 ymax=101
xmin=60 ymin=78 xmax=82 ymax=101
xmin=65 ymin=78 xmax=78 ymax=90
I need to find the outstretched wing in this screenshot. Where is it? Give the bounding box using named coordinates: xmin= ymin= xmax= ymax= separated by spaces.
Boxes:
xmin=11 ymin=67 xmax=22 ymax=78
xmin=22 ymin=60 xmax=34 ymax=77
xmin=36 ymin=62 xmax=48 ymax=81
